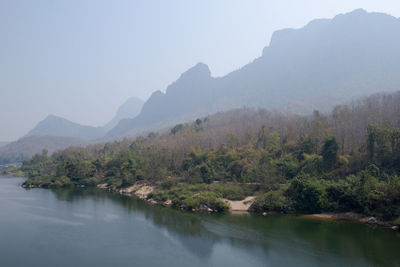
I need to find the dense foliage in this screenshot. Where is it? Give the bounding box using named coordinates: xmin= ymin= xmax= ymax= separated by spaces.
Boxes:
xmin=21 ymin=92 xmax=400 ymax=219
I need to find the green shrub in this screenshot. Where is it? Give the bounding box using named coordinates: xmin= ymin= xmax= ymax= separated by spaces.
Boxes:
xmin=252 ymin=190 xmax=291 ymax=212
xmin=147 ymin=191 xmax=168 ymax=202
xmin=286 ymin=175 xmax=328 ymax=213
xmin=210 ymin=183 xmax=247 ymax=200
xmin=52 ymin=176 xmax=73 ymax=187
xmin=183 ymin=191 xmax=228 ymax=212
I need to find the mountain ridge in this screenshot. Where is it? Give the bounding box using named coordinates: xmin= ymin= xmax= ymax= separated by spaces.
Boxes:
xmin=104 ymin=97 xmax=144 ymax=131
xmin=25 ymin=115 xmax=105 ymax=140
xmin=107 ymin=9 xmax=400 ymax=138
xmin=0 ymin=135 xmax=87 ymax=164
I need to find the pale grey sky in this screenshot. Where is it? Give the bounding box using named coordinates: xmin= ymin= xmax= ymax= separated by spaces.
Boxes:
xmin=1 ymin=0 xmax=400 ymax=141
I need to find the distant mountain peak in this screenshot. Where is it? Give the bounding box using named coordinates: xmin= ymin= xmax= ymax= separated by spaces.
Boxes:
xmin=179 ymin=62 xmax=211 ymax=80
xmin=103 ymin=97 xmax=144 ymax=131
xmin=41 ymin=114 xmax=85 ymax=126
xmin=264 ymin=8 xmax=396 ymax=55
xmin=116 ymin=97 xmax=143 ymax=114
xmin=163 ymin=62 xmax=213 ymax=96
xmin=347 ymin=8 xmax=367 ymax=14
xmin=44 ymin=114 xmax=63 ymax=120
xmin=107 ymin=9 xmax=400 ymax=138
xmin=150 ymin=90 xmax=164 ymax=98
xmin=25 ymin=115 xmax=104 ymax=140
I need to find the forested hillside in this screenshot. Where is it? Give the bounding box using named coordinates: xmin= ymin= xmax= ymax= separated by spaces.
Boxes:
xmin=22 ymin=92 xmax=400 ymax=220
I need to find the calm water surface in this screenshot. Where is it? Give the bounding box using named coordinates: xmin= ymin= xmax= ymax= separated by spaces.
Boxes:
xmin=1 ymin=176 xmax=399 ymax=267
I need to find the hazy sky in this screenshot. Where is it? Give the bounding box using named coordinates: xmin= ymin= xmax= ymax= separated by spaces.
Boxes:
xmin=1 ymin=0 xmax=400 ymax=141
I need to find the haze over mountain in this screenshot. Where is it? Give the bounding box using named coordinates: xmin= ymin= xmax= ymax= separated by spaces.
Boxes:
xmin=104 ymin=97 xmax=144 ymax=131
xmin=26 ymin=115 xmax=105 ymax=140
xmin=2 ymin=8 xmax=400 ymax=163
xmin=107 ymin=9 xmax=400 ymax=138
xmin=0 ymin=142 xmax=9 ymax=148
xmin=0 ymin=97 xmax=145 ymax=163
xmin=0 ymin=136 xmax=87 ymax=164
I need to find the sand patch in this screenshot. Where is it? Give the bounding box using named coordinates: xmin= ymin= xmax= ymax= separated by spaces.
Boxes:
xmin=96 ymin=183 xmax=108 ymax=189
xmin=223 ymin=196 xmax=255 ymax=212
xmin=118 ymin=184 xmax=154 ymax=199
xmin=134 ymin=185 xmax=154 ymax=199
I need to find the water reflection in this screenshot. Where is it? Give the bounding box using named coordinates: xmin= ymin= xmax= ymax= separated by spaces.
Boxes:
xmin=51 ymin=187 xmax=220 ymax=259
xmin=48 ymin=186 xmax=400 ymax=266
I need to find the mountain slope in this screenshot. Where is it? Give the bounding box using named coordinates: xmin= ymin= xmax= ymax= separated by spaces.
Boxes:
xmin=0 ymin=136 xmax=87 ymax=164
xmin=107 ymin=9 xmax=400 ymax=137
xmin=108 ymin=63 xmax=215 ymax=136
xmin=0 ymin=141 xmax=9 ymax=148
xmin=104 ymin=97 xmax=144 ymax=131
xmin=26 ymin=115 xmax=105 ymax=140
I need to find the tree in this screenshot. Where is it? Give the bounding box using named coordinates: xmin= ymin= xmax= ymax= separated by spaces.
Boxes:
xmin=367 ymin=124 xmax=377 ymax=162
xmin=171 ymin=124 xmax=184 ymax=135
xmin=41 ymin=149 xmax=49 ymax=157
xmin=321 ymin=136 xmax=339 ymax=169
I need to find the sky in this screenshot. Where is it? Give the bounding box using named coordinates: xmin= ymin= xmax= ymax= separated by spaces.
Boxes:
xmin=1 ymin=0 xmax=400 ymax=141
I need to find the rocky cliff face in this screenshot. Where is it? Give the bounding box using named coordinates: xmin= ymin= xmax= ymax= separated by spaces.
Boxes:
xmin=107 ymin=9 xmax=400 ymax=138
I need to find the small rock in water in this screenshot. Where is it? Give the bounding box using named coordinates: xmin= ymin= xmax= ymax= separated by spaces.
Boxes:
xmin=147 ymin=199 xmax=157 ymax=204
xmin=262 ymin=212 xmax=267 ymax=216
xmin=391 ymin=226 xmax=399 ymax=231
xmin=163 ymin=200 xmax=172 ymax=207
xmin=199 ymin=203 xmax=209 ymax=212
xmin=366 ymin=217 xmax=378 ymax=224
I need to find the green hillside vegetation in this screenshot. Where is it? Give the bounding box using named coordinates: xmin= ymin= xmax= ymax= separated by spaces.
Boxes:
xmin=21 ymin=92 xmax=400 ymax=220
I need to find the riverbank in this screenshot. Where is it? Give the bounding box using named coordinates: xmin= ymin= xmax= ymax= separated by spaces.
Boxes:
xmin=104 ymin=183 xmax=256 ymax=212
xmin=302 ymin=213 xmax=399 ymax=231
xmin=20 ymin=179 xmax=400 ymax=230
xmin=95 ymin=182 xmax=399 ymax=230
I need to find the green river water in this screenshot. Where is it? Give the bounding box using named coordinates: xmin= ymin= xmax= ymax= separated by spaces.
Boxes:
xmin=0 ymin=176 xmax=399 ymax=267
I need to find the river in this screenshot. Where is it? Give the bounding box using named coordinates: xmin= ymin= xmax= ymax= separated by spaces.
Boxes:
xmin=0 ymin=176 xmax=399 ymax=267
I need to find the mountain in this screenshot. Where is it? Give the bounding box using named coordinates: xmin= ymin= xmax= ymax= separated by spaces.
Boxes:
xmin=26 ymin=115 xmax=105 ymax=140
xmin=108 ymin=63 xmax=214 ymax=136
xmin=104 ymin=97 xmax=144 ymax=131
xmin=0 ymin=141 xmax=9 ymax=148
xmin=107 ymin=9 xmax=400 ymax=137
xmin=0 ymin=136 xmax=87 ymax=164
xmin=0 ymin=115 xmax=102 ymax=163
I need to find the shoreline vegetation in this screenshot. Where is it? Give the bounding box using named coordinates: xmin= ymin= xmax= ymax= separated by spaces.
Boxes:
xmin=20 ymin=179 xmax=399 ymax=230
xmin=17 ymin=92 xmax=400 ymax=231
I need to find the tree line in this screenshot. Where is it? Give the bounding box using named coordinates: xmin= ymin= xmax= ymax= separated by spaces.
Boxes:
xmin=21 ymin=92 xmax=400 ymax=220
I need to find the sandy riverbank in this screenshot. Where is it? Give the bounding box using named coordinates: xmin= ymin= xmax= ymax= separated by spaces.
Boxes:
xmin=98 ymin=183 xmax=257 ymax=212
xmin=95 ymin=184 xmax=399 ymax=230
xmin=223 ymin=196 xmax=255 ymax=212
